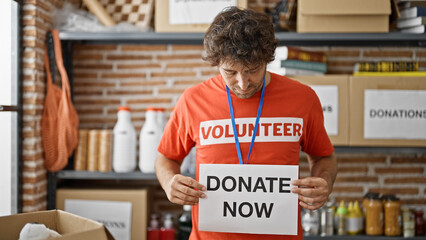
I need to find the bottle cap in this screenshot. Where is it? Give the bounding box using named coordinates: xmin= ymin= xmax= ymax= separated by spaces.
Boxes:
xmin=146 ymin=107 xmax=156 ymax=112
xmin=163 ymin=213 xmax=174 ymax=229
xmin=336 ymin=200 xmax=348 ymax=215
xmin=183 ymin=205 xmax=192 ymax=211
xmin=118 ymin=106 xmax=131 ymax=112
xmin=150 ymin=214 xmax=159 ymax=229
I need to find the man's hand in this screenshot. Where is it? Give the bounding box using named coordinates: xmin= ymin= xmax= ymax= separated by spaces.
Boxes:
xmin=291 ymin=177 xmax=330 ymax=210
xmin=165 ymin=174 xmax=207 ymax=205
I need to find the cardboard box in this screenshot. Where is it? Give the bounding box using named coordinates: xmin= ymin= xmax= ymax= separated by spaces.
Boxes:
xmin=57 ymin=188 xmax=149 ymax=240
xmin=155 ymin=0 xmax=248 ymax=32
xmin=0 ymin=210 xmax=113 ymax=240
xmin=289 ymin=75 xmax=349 ymax=146
xmin=297 ymin=0 xmax=391 ymax=33
xmin=349 ymin=76 xmax=426 ymax=147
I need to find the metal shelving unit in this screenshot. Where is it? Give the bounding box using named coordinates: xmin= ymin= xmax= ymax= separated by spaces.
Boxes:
xmin=47 ymin=31 xmax=426 ymax=210
xmin=304 ymin=236 xmax=426 ymax=240
xmin=59 ymin=31 xmax=426 ymax=46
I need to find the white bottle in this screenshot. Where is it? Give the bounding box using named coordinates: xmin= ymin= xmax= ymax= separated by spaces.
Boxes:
xmin=139 ymin=107 xmax=163 ymax=173
xmin=156 ymin=108 xmax=166 ymax=130
xmin=112 ymin=106 xmax=137 ymax=172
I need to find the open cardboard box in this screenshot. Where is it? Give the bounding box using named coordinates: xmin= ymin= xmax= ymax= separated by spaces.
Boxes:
xmin=0 ymin=210 xmax=114 ymax=240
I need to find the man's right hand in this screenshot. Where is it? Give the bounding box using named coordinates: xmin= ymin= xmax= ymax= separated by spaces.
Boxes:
xmin=165 ymin=174 xmax=206 ymax=205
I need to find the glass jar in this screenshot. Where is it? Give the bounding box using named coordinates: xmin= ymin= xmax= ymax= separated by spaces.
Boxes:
xmin=413 ymin=208 xmax=424 ymax=236
xmin=402 ymin=208 xmax=415 ymax=237
xmin=383 ymin=194 xmax=401 ymax=236
xmin=302 ymin=209 xmax=320 ymax=236
xmin=363 ymin=192 xmax=383 ymax=236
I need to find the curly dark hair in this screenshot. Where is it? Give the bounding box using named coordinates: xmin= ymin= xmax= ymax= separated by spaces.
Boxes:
xmin=203 ymin=7 xmax=278 ymax=67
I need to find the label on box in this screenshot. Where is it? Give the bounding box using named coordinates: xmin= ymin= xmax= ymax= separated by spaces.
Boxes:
xmin=364 ymin=89 xmax=426 ymax=140
xmin=169 ymin=0 xmax=237 ymax=24
xmin=198 ymin=164 xmax=299 ymax=235
xmin=310 ymin=85 xmax=339 ymax=136
xmin=65 ymin=199 xmax=132 ymax=240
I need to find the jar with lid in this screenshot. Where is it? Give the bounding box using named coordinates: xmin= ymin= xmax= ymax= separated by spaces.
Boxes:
xmin=413 ymin=208 xmax=424 ymax=236
xmin=383 ymin=194 xmax=401 ymax=236
xmin=402 ymin=208 xmax=415 ymax=238
xmin=363 ymin=192 xmax=383 ymax=236
xmin=302 ymin=209 xmax=320 ymax=235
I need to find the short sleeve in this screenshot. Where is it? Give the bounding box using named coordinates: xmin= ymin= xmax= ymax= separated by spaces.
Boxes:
xmin=301 ymin=90 xmax=334 ymax=157
xmin=157 ymin=91 xmax=195 ymax=163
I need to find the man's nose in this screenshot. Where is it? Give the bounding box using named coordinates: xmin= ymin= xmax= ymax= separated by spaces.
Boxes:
xmin=236 ymin=73 xmax=249 ymax=90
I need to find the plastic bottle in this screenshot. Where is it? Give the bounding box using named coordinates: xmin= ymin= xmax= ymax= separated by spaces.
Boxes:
xmin=112 ymin=106 xmax=137 ymax=172
xmin=147 ymin=214 xmax=160 ymax=240
xmin=160 ymin=213 xmax=176 ymax=240
xmin=156 ymin=108 xmax=166 ymax=130
xmin=336 ymin=200 xmax=348 ymax=235
xmin=139 ymin=107 xmax=164 ymax=173
xmin=346 ymin=201 xmax=364 ymax=235
xmin=178 ymin=205 xmax=192 ymax=240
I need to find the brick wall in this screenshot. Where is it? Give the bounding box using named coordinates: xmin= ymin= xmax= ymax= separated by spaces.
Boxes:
xmin=22 ymin=0 xmax=425 ymax=216
xmin=73 ymin=44 xmax=426 ymax=216
xmin=21 ymin=0 xmax=63 ymax=212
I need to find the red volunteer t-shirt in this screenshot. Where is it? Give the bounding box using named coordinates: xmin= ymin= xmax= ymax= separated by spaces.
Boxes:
xmin=158 ymin=72 xmax=334 ymax=240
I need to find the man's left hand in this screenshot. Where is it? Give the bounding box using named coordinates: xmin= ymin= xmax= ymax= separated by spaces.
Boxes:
xmin=291 ymin=177 xmax=330 ymax=210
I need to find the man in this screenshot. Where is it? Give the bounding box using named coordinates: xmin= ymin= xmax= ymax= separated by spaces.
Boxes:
xmin=155 ymin=7 xmax=337 ymax=240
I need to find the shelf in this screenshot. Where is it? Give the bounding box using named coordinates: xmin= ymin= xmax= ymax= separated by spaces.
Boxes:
xmin=56 ymin=170 xmax=195 ymax=181
xmin=58 ymin=31 xmax=426 ymax=46
xmin=304 ymin=236 xmax=426 ymax=240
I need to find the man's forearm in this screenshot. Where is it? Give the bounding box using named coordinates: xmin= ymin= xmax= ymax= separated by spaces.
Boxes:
xmin=307 ymin=153 xmax=337 ymax=193
xmin=155 ymin=153 xmax=181 ymax=191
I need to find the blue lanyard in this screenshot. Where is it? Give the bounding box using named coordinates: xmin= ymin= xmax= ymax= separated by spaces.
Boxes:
xmin=226 ymin=77 xmax=265 ymax=164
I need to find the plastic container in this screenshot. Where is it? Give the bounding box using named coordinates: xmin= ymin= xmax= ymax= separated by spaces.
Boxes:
xmin=147 ymin=214 xmax=160 ymax=240
xmin=383 ymin=194 xmax=401 ymax=236
xmin=336 ymin=200 xmax=348 ymax=235
xmin=363 ymin=192 xmax=383 ymax=236
xmin=155 ymin=108 xmax=166 ymax=130
xmin=112 ymin=106 xmax=137 ymax=172
xmin=346 ymin=201 xmax=364 ymax=235
xmin=160 ymin=213 xmax=176 ymax=240
xmin=139 ymin=107 xmax=164 ymax=173
xmin=178 ymin=205 xmax=192 ymax=240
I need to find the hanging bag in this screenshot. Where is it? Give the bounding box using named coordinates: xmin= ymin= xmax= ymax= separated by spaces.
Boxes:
xmin=42 ymin=29 xmax=79 ymax=172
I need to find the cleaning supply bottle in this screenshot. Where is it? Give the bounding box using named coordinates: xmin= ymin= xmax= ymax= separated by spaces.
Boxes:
xmin=147 ymin=214 xmax=160 ymax=240
xmin=346 ymin=201 xmax=364 ymax=235
xmin=336 ymin=200 xmax=348 ymax=235
xmin=139 ymin=107 xmax=163 ymax=173
xmin=160 ymin=213 xmax=176 ymax=240
xmin=178 ymin=205 xmax=192 ymax=240
xmin=112 ymin=106 xmax=137 ymax=172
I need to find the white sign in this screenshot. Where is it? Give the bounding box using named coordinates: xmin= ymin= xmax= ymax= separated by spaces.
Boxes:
xmin=199 ymin=164 xmax=299 ymax=235
xmin=200 ymin=117 xmax=303 ymax=146
xmin=65 ymin=199 xmax=132 ymax=240
xmin=169 ymin=0 xmax=237 ymax=25
xmin=364 ymin=89 xmax=426 ymax=140
xmin=310 ymin=85 xmax=339 ymax=136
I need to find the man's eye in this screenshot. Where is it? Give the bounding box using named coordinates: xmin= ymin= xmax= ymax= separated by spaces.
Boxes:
xmin=225 ymin=71 xmax=235 ymax=75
